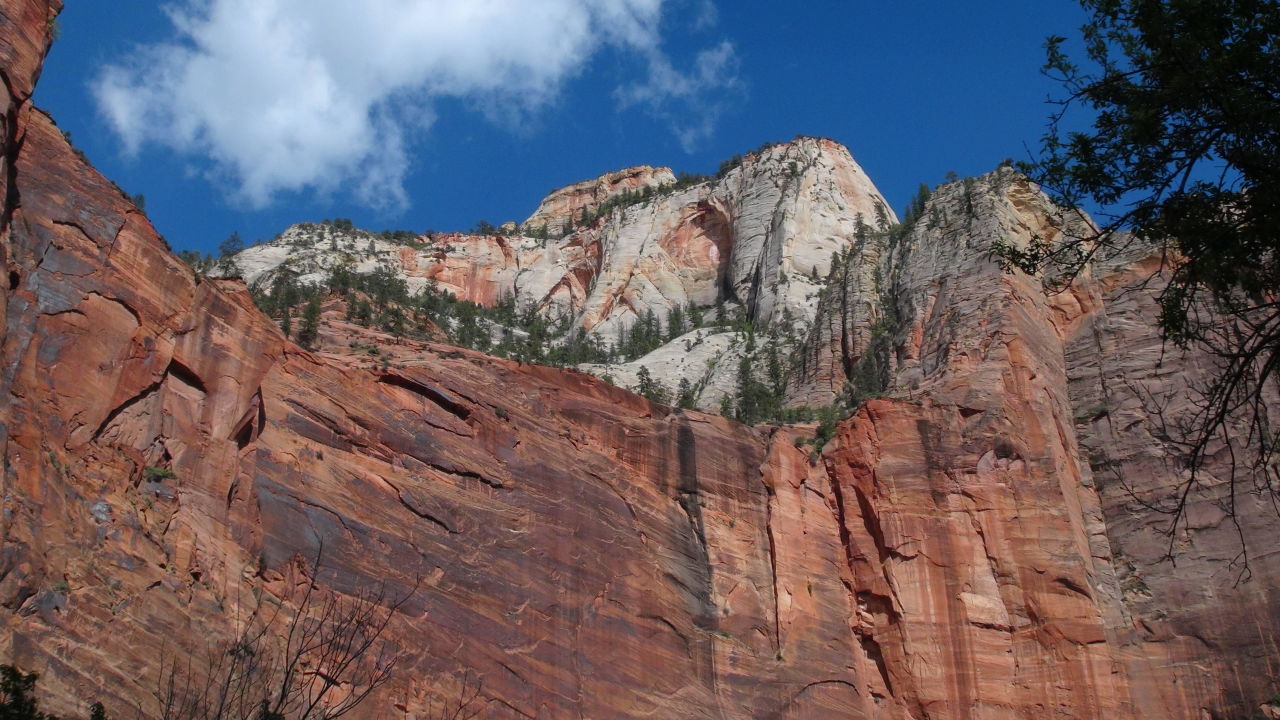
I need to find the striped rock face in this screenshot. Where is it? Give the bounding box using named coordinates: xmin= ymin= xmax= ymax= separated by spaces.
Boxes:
xmin=227 ymin=137 xmax=896 ymax=411
xmin=3 ymin=4 xmax=1278 ymax=719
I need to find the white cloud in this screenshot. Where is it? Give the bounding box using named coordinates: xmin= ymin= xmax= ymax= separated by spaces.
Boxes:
xmin=617 ymin=40 xmax=742 ymax=153
xmin=691 ymin=0 xmax=719 ymax=31
xmin=93 ymin=0 xmax=736 ymax=210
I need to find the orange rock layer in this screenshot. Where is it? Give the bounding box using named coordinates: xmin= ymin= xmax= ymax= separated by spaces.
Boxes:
xmin=1 ymin=4 xmax=1276 ymax=719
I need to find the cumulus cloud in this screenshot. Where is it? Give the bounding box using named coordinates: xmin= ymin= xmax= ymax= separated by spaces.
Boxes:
xmin=93 ymin=0 xmax=737 ymax=210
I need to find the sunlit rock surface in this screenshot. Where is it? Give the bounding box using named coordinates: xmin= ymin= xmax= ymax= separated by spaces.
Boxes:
xmin=3 ymin=4 xmax=1279 ymax=718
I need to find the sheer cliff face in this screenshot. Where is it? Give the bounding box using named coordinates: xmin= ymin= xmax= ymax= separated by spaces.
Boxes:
xmin=799 ymin=172 xmax=1280 ymax=718
xmin=234 ymin=139 xmax=893 ymax=336
xmin=229 ymin=137 xmax=895 ymax=410
xmin=3 ymin=5 xmax=1279 ymax=720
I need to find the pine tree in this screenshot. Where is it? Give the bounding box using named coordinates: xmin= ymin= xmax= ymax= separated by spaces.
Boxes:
xmin=688 ymin=302 xmax=703 ymax=328
xmin=676 ymin=378 xmax=696 ymax=409
xmin=718 ymin=393 xmax=734 ymax=418
xmin=735 ymin=354 xmax=757 ymax=424
xmin=297 ymin=296 xmax=321 ymax=349
xmin=635 ymin=366 xmax=668 ymax=404
xmin=666 ymin=305 xmax=685 ymax=340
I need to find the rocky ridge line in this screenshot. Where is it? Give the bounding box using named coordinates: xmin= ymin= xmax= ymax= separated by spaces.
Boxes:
xmin=3 ymin=3 xmax=1279 ymax=717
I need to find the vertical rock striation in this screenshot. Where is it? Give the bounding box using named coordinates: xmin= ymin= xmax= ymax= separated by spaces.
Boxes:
xmin=1 ymin=4 xmax=1277 ymax=718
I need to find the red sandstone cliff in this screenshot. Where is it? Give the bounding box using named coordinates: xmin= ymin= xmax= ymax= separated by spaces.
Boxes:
xmin=1 ymin=3 xmax=1277 ymax=719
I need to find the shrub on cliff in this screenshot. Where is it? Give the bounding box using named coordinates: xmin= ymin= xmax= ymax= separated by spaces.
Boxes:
xmin=296 ymin=296 xmax=321 ymax=349
xmin=1014 ymin=0 xmax=1280 ymax=552
xmin=154 ymin=547 xmax=426 ymax=720
xmin=0 ymin=665 xmax=105 ymax=720
xmin=635 ymin=366 xmax=669 ymax=404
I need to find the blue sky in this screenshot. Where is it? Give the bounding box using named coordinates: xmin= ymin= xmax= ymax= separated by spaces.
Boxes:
xmin=36 ymin=1 xmax=1091 ymax=255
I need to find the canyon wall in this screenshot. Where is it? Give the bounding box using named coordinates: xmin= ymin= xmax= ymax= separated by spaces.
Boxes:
xmin=227 ymin=136 xmax=895 ymax=411
xmin=2 ymin=4 xmax=1278 ymax=719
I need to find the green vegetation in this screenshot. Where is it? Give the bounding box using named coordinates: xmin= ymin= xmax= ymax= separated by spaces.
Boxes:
xmin=248 ymin=258 xmax=745 ymax=370
xmin=235 ymin=137 xmax=930 ymax=444
xmin=176 ymin=248 xmax=216 ymax=275
xmin=635 ymin=366 xmax=668 ymax=404
xmin=553 ymin=140 xmax=786 ymax=232
xmin=1009 ymin=0 xmax=1280 ymax=548
xmin=0 ymin=549 xmax=459 ymax=720
xmin=241 ymin=198 xmax=920 ymax=441
xmin=0 ymin=665 xmax=104 ymax=720
xmin=143 ymin=465 xmax=176 ymax=481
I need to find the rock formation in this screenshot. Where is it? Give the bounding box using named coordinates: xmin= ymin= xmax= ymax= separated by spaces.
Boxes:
xmin=229 ymin=137 xmax=895 ymax=411
xmin=523 ymin=165 xmax=676 ymax=232
xmin=2 ymin=3 xmax=1278 ymax=719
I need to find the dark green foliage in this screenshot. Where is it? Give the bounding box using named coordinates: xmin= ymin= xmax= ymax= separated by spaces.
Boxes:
xmin=215 ymin=232 xmax=243 ymax=275
xmin=873 ymin=202 xmax=890 ymax=231
xmin=544 ymin=330 xmax=612 ymax=366
xmin=846 ymin=288 xmax=901 ymax=408
xmin=671 ymin=171 xmax=712 ymax=190
xmin=143 ymin=465 xmax=176 ymax=481
xmin=176 ymin=249 xmax=215 ymax=275
xmin=900 ymin=184 xmax=931 ymax=229
xmin=1 ymin=666 xmax=47 ymax=720
xmin=526 ymin=224 xmax=551 ymax=242
xmin=676 ymin=378 xmax=696 ymax=409
xmin=470 ymin=220 xmax=498 ymax=236
xmin=792 ymin=405 xmax=846 ymax=461
xmin=718 ymin=393 xmax=734 ymax=417
xmin=635 ymin=366 xmax=669 ymax=404
xmin=1010 ymin=0 xmax=1280 ymax=545
xmin=538 ymin=142 xmax=786 ymax=232
xmin=379 ymin=304 xmax=405 ymax=335
xmin=59 ymin=130 xmax=88 ymax=165
xmin=733 ymin=333 xmax=783 ymax=425
xmin=615 ymin=309 xmax=664 ymax=362
xmin=377 ymin=229 xmax=421 ymax=245
xmin=0 ymin=665 xmax=106 ymax=720
xmin=666 ymin=305 xmax=686 ymax=341
xmin=250 ymin=261 xmax=608 ymax=367
xmin=608 ymin=303 xmax=725 ymax=363
xmin=296 ymin=296 xmax=321 ymax=349
xmin=688 ymin=303 xmax=703 ymax=328
xmin=1013 ymin=0 xmax=1280 ymax=324
xmin=732 ymin=357 xmax=768 ymax=424
xmin=716 ymin=154 xmax=743 ymax=179
xmin=217 ymin=232 xmax=243 ymax=259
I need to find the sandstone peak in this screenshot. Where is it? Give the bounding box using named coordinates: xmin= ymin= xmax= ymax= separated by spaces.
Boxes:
xmin=226 ymin=136 xmax=898 ymax=413
xmin=522 ymin=164 xmax=676 ymax=230
xmin=7 ymin=6 xmax=1280 ymax=716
